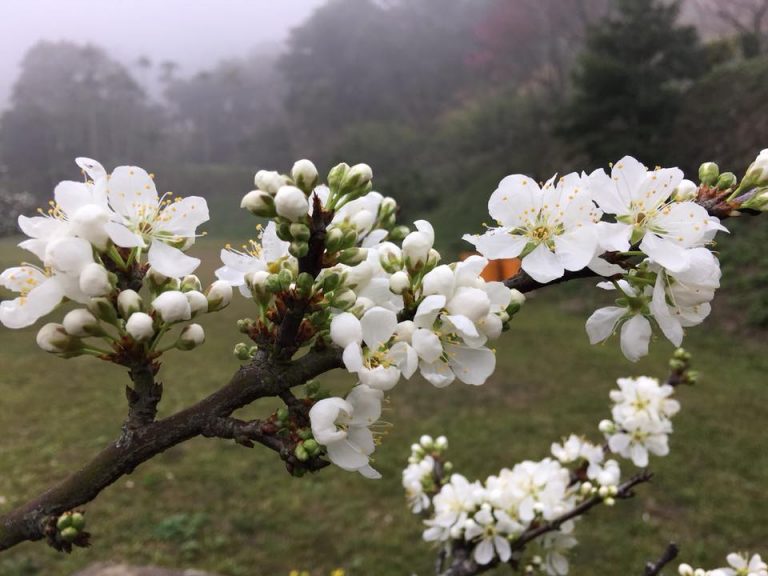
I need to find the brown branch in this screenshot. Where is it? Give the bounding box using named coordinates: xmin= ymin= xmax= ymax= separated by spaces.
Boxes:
xmin=645 ymin=543 xmax=680 ymax=576
xmin=0 ymin=346 xmax=343 ymax=552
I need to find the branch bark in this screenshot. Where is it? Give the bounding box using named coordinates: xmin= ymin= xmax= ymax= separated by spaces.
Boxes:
xmin=645 ymin=542 xmax=680 ymax=576
xmin=0 ymin=346 xmax=342 ymax=552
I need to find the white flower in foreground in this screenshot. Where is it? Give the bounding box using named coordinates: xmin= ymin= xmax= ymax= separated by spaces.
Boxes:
xmin=151 ymin=290 xmax=192 ymax=324
xmin=100 ymin=165 xmax=209 ymax=277
xmin=587 ymin=459 xmax=621 ymax=488
xmin=610 ymin=376 xmax=680 ymax=424
xmin=540 ymin=528 xmax=578 ymax=576
xmin=463 ymin=172 xmax=600 ymax=283
xmin=309 ymin=385 xmax=384 ymax=479
xmin=125 ymin=312 xmax=155 ymax=342
xmin=550 ymin=434 xmax=604 ymax=466
xmin=585 ymin=280 xmax=652 ymax=362
xmin=330 ymin=307 xmax=417 ymax=390
xmin=606 ymin=416 xmax=671 ymax=467
xmin=589 ymin=155 xmax=725 ymax=273
xmin=720 ymin=553 xmax=767 ymax=576
xmin=402 ymin=220 xmax=435 ymax=270
xmin=215 ymin=222 xmax=290 ymax=297
xmin=331 ymin=191 xmax=387 ymax=246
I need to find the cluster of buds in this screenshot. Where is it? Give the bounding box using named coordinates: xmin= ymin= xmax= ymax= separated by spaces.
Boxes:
xmin=44 ymin=510 xmax=90 ymax=552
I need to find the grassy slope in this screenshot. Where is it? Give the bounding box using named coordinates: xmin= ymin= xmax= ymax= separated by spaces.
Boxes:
xmin=0 ymin=237 xmax=766 ymax=576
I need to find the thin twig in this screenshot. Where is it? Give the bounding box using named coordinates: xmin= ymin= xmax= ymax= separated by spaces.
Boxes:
xmin=645 ymin=542 xmax=680 ymax=576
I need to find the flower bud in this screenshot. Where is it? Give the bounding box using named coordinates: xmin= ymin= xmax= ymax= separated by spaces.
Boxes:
xmin=291 ymin=159 xmax=319 ymax=193
xmin=435 ymin=435 xmax=448 ymax=449
xmin=289 ymin=240 xmax=309 ymax=258
xmin=294 ymin=443 xmax=309 ymax=462
xmin=185 ymin=290 xmax=208 ymax=316
xmin=60 ymin=526 xmax=79 ymax=543
xmin=275 ymin=185 xmax=309 ymax=221
xmin=716 ymin=171 xmax=737 ymax=190
xmin=70 ymin=513 xmax=86 ymax=531
xmin=331 ymin=288 xmax=357 ymax=310
xmin=278 ymin=268 xmax=294 ymax=291
xmin=63 ymin=309 xmax=103 ymax=337
xmin=36 ymin=323 xmax=82 ymax=354
xmin=79 ymin=263 xmax=113 ymax=297
xmin=206 ymin=280 xmax=233 ymax=311
xmin=327 ymin=163 xmax=350 ymax=192
xmin=302 ymin=438 xmax=320 ymax=456
xmin=296 ymin=272 xmax=314 ymax=297
xmin=177 ymin=323 xmax=205 ymax=350
xmin=241 ymin=190 xmax=277 ymax=217
xmin=698 ymin=162 xmax=719 ymax=186
xmin=339 ymin=163 xmax=373 ymax=199
xmin=325 ymin=227 xmax=344 ymax=252
xmin=598 ymin=419 xmax=615 ymax=434
xmin=87 ymin=297 xmax=119 ymax=325
xmin=126 ymin=312 xmax=155 ymax=342
xmin=402 ymin=231 xmax=432 ymax=272
xmin=265 ymin=273 xmax=283 ymax=294
xmin=337 ymin=247 xmax=367 ymax=266
xmin=146 ymin=267 xmax=173 ymax=291
xmin=389 ymin=270 xmax=410 ymax=294
xmin=419 ymin=434 xmax=434 ymax=448
xmin=117 ymin=289 xmax=143 ymax=319
xmin=678 ymin=564 xmax=694 ymax=576
xmin=389 ymin=225 xmax=409 ymax=242
xmin=321 ymin=272 xmax=341 ymax=293
xmin=234 ymin=342 xmax=252 ymax=360
xmin=672 ymin=179 xmax=698 ymax=202
xmin=379 ymin=197 xmax=397 ymax=219
xmin=254 ymin=170 xmax=289 ymax=195
xmin=180 ymin=275 xmax=202 ymax=293
xmin=742 ymin=148 xmax=768 ymax=189
xmin=289 ymin=222 xmax=311 ymax=242
xmin=151 ymin=291 xmax=192 ymax=323
xmin=71 ymin=204 xmax=110 ymax=250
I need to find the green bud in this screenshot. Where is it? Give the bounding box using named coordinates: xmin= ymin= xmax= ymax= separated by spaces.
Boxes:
xmin=716 ymin=172 xmax=737 ymax=190
xmin=278 ymin=268 xmax=294 ymax=291
xmin=379 ymin=197 xmax=397 ymax=219
xmin=322 ymin=272 xmax=341 ymax=293
xmin=289 ymin=241 xmax=309 ymax=259
xmin=685 ymin=370 xmax=699 ymax=385
xmin=86 ymin=298 xmax=119 ymax=325
xmin=59 ymin=526 xmax=79 ymax=543
xmin=294 ymin=444 xmax=309 ymax=462
xmin=237 ymin=318 xmax=254 ymax=333
xmin=327 ymin=163 xmax=351 ymax=192
xmin=388 ymin=225 xmax=409 ymax=242
xmin=180 ymin=274 xmax=202 ymax=293
xmin=303 ymin=439 xmax=320 ymax=455
xmin=297 ymin=428 xmax=313 ymax=440
xmin=330 ymin=288 xmax=356 ymax=310
xmin=276 ymin=221 xmax=293 ymax=242
xmin=699 ymin=162 xmax=719 ymax=186
xmin=337 ymin=247 xmax=367 ymax=266
xmin=276 ymin=407 xmax=289 ymax=422
xmin=289 ymin=222 xmax=311 ymax=242
xmin=325 ymin=227 xmax=344 ymax=252
xmin=56 ymin=514 xmax=73 ymax=531
xmin=70 ymin=513 xmax=86 ymax=531
xmin=291 ymin=159 xmax=319 ymax=194
xmin=296 ymin=272 xmax=314 ymax=297
xmin=310 ymin=308 xmax=331 ymax=327
xmin=672 ymin=348 xmax=691 ymax=361
xmin=341 ymin=229 xmax=359 ymax=250
xmin=234 ymin=342 xmax=252 ymax=360
xmin=266 ymin=273 xmax=283 ymax=293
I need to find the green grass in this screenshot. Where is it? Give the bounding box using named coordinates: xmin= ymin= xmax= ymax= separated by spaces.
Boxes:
xmin=0 ymin=237 xmax=766 ymax=576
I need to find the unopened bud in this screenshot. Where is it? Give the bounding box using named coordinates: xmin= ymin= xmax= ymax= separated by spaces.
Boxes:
xmin=185 ymin=290 xmax=209 ymax=316
xmin=294 ymin=443 xmax=309 ymax=462
xmin=296 ymin=272 xmax=314 ymax=297
xmin=330 ymin=288 xmax=356 ymax=310
xmin=303 ymin=439 xmax=320 ymax=455
xmin=278 ymin=268 xmax=294 ymax=291
xmin=79 ymin=262 xmax=113 ymax=297
xmin=275 ymin=185 xmax=309 ymax=221
xmin=70 ymin=513 xmax=86 ymax=531
xmin=289 ymin=240 xmax=309 ymax=258
xmin=177 ymin=323 xmax=205 ymax=350
xmin=419 ymin=434 xmax=434 ymax=448
xmin=87 ymin=297 xmax=119 ymax=325
xmin=435 ymin=435 xmax=448 ymax=449
xmin=337 ymin=247 xmax=367 ymax=266
xmin=234 ymin=342 xmax=252 ymax=360
xmin=389 ymin=270 xmax=410 ymax=294
xmin=63 ymin=309 xmax=103 ymax=337
xmin=37 ymin=323 xmax=82 ymax=354
xmin=716 ymin=171 xmax=737 ymax=190
xmin=206 ymin=280 xmax=233 ymax=311
xmin=321 ymin=272 xmax=341 ymax=293
xmin=327 ymin=163 xmax=350 ymax=192
xmin=254 ymin=170 xmax=289 ymax=195
xmin=117 ymin=289 xmax=143 ymax=319
xmin=598 ymin=419 xmax=616 ymax=434
xmin=59 ymin=526 xmax=79 ymax=543
xmin=698 ymin=162 xmax=719 ymax=186
xmin=152 ymin=291 xmax=192 ymax=323
xmin=126 ymin=312 xmax=155 ymax=342
xmin=389 ymin=225 xmax=409 ymax=242
xmin=741 ymin=149 xmax=768 ymax=190
xmin=291 ymin=159 xmax=319 ymax=193
xmin=672 ymin=179 xmax=698 ymax=202
xmin=289 ymin=222 xmax=311 ymax=242
xmin=180 ymin=275 xmax=202 ymax=293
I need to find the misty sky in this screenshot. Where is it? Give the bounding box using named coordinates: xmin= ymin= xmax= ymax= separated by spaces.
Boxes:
xmin=0 ymin=0 xmax=326 ymax=108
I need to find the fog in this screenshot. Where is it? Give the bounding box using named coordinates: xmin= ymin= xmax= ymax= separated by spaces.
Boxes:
xmin=0 ymin=0 xmax=325 ymax=108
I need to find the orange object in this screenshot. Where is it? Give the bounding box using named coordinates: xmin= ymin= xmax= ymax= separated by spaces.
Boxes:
xmin=459 ymin=252 xmax=520 ymax=282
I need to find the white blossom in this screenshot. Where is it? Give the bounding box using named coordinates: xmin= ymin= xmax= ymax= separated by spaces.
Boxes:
xmin=151 ymin=291 xmax=192 ymax=324
xmin=125 ymin=312 xmax=155 ymax=342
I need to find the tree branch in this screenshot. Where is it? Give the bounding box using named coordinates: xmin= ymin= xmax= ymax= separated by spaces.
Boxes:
xmin=0 ymin=346 xmax=343 ymax=552
xmin=645 ymin=542 xmax=680 ymax=576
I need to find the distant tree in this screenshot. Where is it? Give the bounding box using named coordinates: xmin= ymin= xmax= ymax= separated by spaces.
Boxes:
xmin=691 ymin=0 xmax=768 ymax=58
xmin=559 ymin=0 xmax=705 ymax=167
xmin=0 ymin=41 xmax=164 ymax=196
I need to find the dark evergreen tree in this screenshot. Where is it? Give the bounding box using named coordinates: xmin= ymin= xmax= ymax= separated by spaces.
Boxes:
xmin=560 ymin=0 xmax=705 ymax=168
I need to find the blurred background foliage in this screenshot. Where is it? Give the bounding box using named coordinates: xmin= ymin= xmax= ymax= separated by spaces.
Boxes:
xmin=0 ymin=0 xmax=766 ymax=327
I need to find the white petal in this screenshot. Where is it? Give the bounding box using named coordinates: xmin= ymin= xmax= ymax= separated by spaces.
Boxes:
xmin=473 ymin=539 xmax=495 ymax=565
xmin=521 ymin=243 xmax=564 ymax=284
xmin=463 ymin=229 xmax=526 ymax=259
xmin=342 ymin=343 xmax=364 ymax=372
xmin=554 ymin=225 xmax=598 ymax=271
xmin=585 ymin=306 xmax=625 ymax=344
xmin=360 ymin=306 xmax=397 ymax=349
xmin=414 ymin=294 xmax=446 ymax=328
xmin=650 ymin=276 xmax=683 ymax=346
xmin=105 ymin=221 xmax=144 ymax=248
xmin=488 ymin=175 xmax=542 ymax=227
xmin=639 ymin=234 xmax=691 ymax=273
xmin=412 ymin=328 xmax=443 ymax=363
xmin=157 ymin=196 xmax=209 ymax=235
xmin=446 ymin=344 xmax=496 ymax=385
xmin=148 ymin=241 xmax=200 ymax=278
xmin=105 ymin=166 xmax=159 ymax=219
xmin=619 ymin=315 xmax=652 ymax=361
xmin=596 ymin=221 xmax=632 ymax=252
xmin=419 ymin=359 xmax=455 ymax=388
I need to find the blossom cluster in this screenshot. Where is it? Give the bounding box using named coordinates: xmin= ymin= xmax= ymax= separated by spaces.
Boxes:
xmin=679 ymin=553 xmax=767 ymax=576
xmin=0 ymin=158 xmax=232 ymax=362
xmin=406 ymin=370 xmax=686 ymax=574
xmin=463 ymin=154 xmax=744 ymax=361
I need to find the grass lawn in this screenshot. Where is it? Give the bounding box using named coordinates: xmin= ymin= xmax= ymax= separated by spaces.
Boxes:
xmin=0 ymin=237 xmax=766 ymax=576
